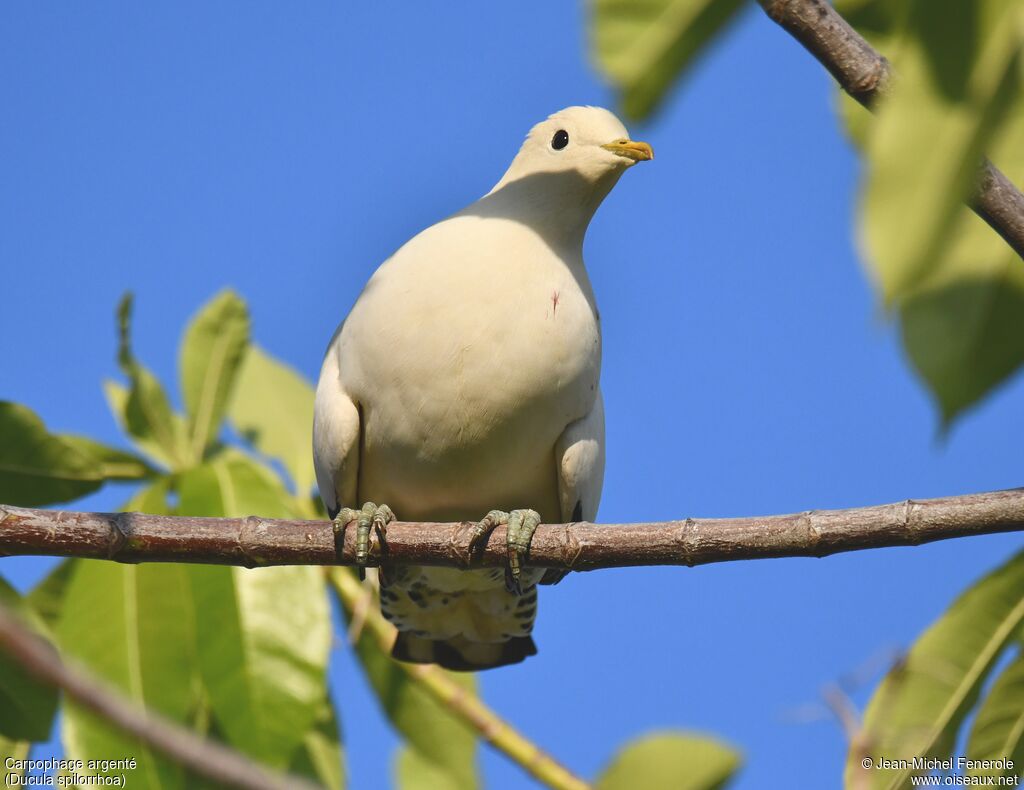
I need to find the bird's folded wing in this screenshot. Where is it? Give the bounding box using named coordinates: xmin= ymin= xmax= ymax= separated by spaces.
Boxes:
xmin=313 ymin=344 xmax=360 ymax=517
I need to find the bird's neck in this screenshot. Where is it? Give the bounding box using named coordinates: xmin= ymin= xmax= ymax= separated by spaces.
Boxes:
xmin=476 ymin=167 xmax=623 ymax=251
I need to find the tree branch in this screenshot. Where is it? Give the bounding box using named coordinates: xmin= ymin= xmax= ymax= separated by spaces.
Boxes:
xmin=756 ymin=0 xmax=1024 ymax=260
xmin=1 ymin=488 xmax=1022 ymax=570
xmin=0 ymin=602 xmax=320 ymax=790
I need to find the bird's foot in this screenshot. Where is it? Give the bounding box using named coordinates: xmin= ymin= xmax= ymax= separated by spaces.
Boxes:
xmin=333 ymin=502 xmax=394 ymax=581
xmin=469 ymin=508 xmax=541 ymax=596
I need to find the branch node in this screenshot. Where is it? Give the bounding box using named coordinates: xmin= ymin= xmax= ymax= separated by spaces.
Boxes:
xmin=109 ymin=511 xmax=130 ymax=560
xmin=561 ymin=523 xmax=583 ymax=571
xmin=802 ymin=510 xmax=823 ymax=554
xmin=764 ymin=0 xmax=792 ymax=23
xmin=900 ymin=499 xmax=924 ymax=544
xmin=849 ymin=55 xmax=889 ymax=104
xmin=238 ymin=515 xmax=264 ymax=568
xmin=676 ymin=518 xmax=698 ymax=567
xmin=450 ymin=521 xmax=476 ymax=568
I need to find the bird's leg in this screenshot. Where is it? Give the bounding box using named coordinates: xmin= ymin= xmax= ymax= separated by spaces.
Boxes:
xmin=332 ymin=502 xmax=394 ymax=581
xmin=469 ymin=508 xmax=541 ymax=596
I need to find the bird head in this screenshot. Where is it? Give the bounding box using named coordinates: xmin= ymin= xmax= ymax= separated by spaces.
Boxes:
xmin=482 ymin=107 xmax=653 ymax=244
xmin=500 ymin=106 xmax=653 ymax=186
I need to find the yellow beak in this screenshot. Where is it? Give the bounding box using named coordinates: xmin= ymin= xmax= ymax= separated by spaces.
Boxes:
xmin=601 ymin=139 xmax=654 ymax=162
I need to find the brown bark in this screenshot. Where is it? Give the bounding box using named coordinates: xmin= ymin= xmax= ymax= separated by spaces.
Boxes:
xmin=1 ymin=488 xmax=1021 ymax=571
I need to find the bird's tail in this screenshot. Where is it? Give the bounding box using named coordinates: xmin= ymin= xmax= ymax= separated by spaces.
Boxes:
xmin=392 ymin=632 xmax=537 ymax=671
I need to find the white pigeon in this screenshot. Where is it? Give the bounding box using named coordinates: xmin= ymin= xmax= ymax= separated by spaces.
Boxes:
xmin=314 ymin=106 xmax=652 ymax=670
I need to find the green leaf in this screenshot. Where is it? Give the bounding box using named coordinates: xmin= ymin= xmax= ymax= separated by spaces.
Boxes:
xmin=114 ymin=294 xmax=187 ymax=468
xmin=123 ymin=369 xmax=184 ymax=466
xmin=900 ymin=249 xmax=1024 ymax=425
xmin=178 ymin=452 xmax=298 ymax=525
xmin=228 ymin=344 xmax=316 ymax=497
xmin=0 ymin=577 xmax=59 ymax=741
xmin=396 ymin=746 xmax=471 ymax=790
xmin=58 ymin=560 xmax=196 ymax=788
xmin=591 ymin=0 xmax=746 ymax=119
xmin=836 ymin=90 xmax=873 ymax=151
xmin=178 ymin=456 xmax=330 ymax=768
xmin=838 ymin=2 xmax=1024 ymax=425
xmin=834 ymin=0 xmax=909 ymax=31
xmin=184 ymin=565 xmax=330 ymax=768
xmin=102 ymin=380 xmax=172 ymax=470
xmin=288 ymin=693 xmax=346 ymax=790
xmin=861 ymin=0 xmax=1024 ymax=303
xmin=965 ymin=649 xmax=1024 ymax=780
xmin=26 ymin=559 xmax=77 ymax=630
xmin=847 ymin=550 xmax=1024 ymax=789
xmin=898 ymin=100 xmax=1024 ymax=425
xmin=1 ymin=738 xmax=29 ymax=783
xmin=60 ymin=435 xmax=155 ymax=481
xmin=29 ymin=484 xmax=172 ymax=636
xmin=179 ymin=290 xmax=250 ymax=461
xmin=333 ymin=570 xmax=478 ymax=790
xmin=120 ymin=476 xmax=174 ymax=515
xmin=595 ymin=731 xmax=741 ymax=790
xmin=0 ymin=401 xmax=104 ymax=506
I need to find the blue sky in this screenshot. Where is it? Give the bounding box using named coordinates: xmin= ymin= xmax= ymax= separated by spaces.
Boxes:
xmin=2 ymin=3 xmax=1023 ymax=788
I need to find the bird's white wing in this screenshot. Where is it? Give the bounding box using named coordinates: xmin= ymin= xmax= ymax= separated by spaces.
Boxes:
xmin=555 ymin=389 xmax=605 ymax=524
xmin=313 ymin=338 xmax=361 ymax=517
xmin=542 ymin=390 xmax=604 ymax=586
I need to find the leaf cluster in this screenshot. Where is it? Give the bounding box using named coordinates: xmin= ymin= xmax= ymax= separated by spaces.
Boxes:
xmin=591 ymin=0 xmax=1024 ymax=427
xmin=845 ymin=550 xmax=1024 ymax=788
xmin=592 ymin=6 xmax=1024 ymax=783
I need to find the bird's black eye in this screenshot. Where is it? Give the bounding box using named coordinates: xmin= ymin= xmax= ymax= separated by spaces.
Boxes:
xmin=551 ymin=130 xmax=569 ymax=150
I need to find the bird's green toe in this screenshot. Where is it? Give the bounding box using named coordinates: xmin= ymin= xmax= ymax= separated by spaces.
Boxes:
xmin=469 ymin=510 xmax=509 ymax=555
xmin=470 ymin=508 xmax=540 ymax=596
xmin=505 ymin=509 xmax=541 ymax=596
xmin=334 ymin=502 xmax=394 ymax=580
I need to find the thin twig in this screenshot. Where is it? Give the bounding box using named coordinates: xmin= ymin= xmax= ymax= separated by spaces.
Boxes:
xmin=1 ymin=488 xmax=1022 ymax=570
xmin=822 ymin=683 xmax=862 ymax=745
xmin=328 ymin=569 xmax=591 ymax=790
xmin=822 ymin=683 xmax=872 ymax=790
xmin=0 ymin=603 xmax=321 ymax=790
xmin=756 ymin=0 xmax=1024 ymax=259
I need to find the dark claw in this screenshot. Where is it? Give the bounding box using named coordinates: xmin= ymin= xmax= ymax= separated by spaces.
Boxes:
xmin=373 ymin=504 xmax=394 ymax=584
xmin=504 ymin=565 xmax=523 ymax=597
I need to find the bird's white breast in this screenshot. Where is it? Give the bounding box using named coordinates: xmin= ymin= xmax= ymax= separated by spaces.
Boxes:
xmin=334 ymin=213 xmax=600 ymax=521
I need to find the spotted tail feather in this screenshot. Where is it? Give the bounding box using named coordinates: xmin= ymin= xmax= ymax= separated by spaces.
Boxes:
xmin=392 ymin=632 xmax=537 ymax=671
